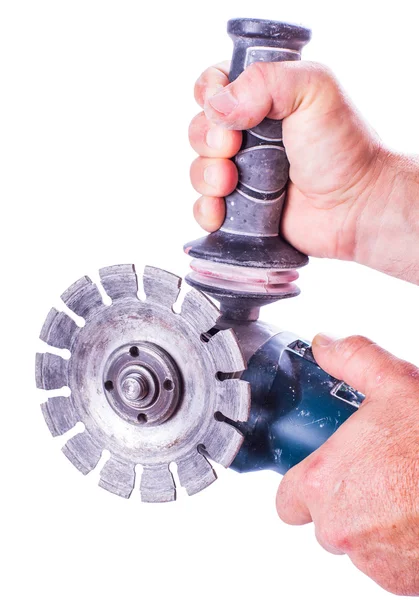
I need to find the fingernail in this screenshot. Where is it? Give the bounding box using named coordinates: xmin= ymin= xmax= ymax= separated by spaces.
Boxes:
xmin=313 ymin=333 xmax=339 ymax=347
xmin=203 ymin=164 xmax=219 ymax=188
xmin=206 ymin=127 xmax=225 ymax=150
xmin=204 ymin=84 xmax=224 ymax=101
xmin=208 ymin=89 xmax=238 ymax=115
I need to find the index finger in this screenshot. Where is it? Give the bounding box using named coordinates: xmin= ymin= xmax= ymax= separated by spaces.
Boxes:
xmin=194 ymin=61 xmax=231 ymax=108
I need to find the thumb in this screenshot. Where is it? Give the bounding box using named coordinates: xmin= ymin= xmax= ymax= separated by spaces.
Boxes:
xmin=204 ymin=60 xmax=339 ymax=130
xmin=312 ymin=334 xmax=414 ymax=396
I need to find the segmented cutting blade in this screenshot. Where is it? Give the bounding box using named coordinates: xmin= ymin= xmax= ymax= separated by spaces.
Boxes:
xmin=36 ymin=265 xmax=250 ymax=502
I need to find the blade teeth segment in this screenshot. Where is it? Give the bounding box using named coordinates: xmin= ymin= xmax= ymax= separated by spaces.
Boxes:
xmin=207 ymin=329 xmax=246 ymax=373
xmin=177 ymin=450 xmax=217 ymax=496
xmin=35 ymin=352 xmax=69 ymax=390
xmin=61 ymin=275 xmax=104 ymax=319
xmin=41 ymin=395 xmax=78 ymax=437
xmin=140 ymin=464 xmax=176 ymax=503
xmin=98 ymin=457 xmax=136 ymax=499
xmin=180 ymin=288 xmax=220 ymax=332
xmin=216 ymin=379 xmax=251 ymax=422
xmin=99 ymin=264 xmax=139 ymax=300
xmin=202 ymin=422 xmax=244 ymax=468
xmin=40 ymin=308 xmax=79 ymax=350
xmin=62 ymin=430 xmax=102 ymax=475
xmin=143 ymin=266 xmax=181 ymax=309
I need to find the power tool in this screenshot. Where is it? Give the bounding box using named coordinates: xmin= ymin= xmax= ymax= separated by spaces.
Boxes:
xmin=36 ymin=18 xmax=364 ymax=502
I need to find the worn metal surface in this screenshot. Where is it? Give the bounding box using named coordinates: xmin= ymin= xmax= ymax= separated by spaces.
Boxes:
xmin=36 ymin=264 xmax=250 ymax=502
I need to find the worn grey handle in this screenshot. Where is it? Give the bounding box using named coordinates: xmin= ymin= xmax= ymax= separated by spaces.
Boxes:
xmin=221 ymin=19 xmax=311 ymax=239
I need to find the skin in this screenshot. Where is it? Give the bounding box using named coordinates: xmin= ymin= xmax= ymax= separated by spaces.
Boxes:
xmin=189 ymin=60 xmax=419 ymax=595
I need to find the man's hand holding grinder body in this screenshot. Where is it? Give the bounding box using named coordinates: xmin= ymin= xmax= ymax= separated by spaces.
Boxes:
xmin=188 ymin=61 xmax=419 ymax=595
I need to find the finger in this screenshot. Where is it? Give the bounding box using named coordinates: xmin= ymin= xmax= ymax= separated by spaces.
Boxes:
xmin=193 ymin=196 xmax=225 ymax=232
xmin=204 ymin=61 xmax=340 ymax=130
xmin=276 ymin=464 xmax=313 ymax=526
xmin=190 ymin=156 xmax=238 ymax=197
xmin=194 ymin=61 xmax=231 ymax=108
xmin=311 ymin=334 xmax=417 ymax=396
xmin=189 ymin=112 xmax=242 ymax=159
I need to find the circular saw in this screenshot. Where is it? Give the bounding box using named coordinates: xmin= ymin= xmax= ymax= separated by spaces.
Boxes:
xmin=36 ymin=18 xmax=364 ymax=502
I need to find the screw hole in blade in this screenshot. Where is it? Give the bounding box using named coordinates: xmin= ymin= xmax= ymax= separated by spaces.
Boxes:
xmin=104 ymin=380 xmax=114 ymax=391
xmin=163 ymin=379 xmax=174 ymax=391
xmin=137 ymin=413 xmax=148 ymax=423
xmin=129 ymin=346 xmax=139 ymax=357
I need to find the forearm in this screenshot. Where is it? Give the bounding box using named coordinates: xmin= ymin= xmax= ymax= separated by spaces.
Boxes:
xmin=356 ymin=149 xmax=419 ymax=284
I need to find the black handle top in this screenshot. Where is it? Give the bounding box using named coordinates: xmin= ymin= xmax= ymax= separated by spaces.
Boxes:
xmin=220 ymin=19 xmax=311 ymax=250
xmin=228 ymin=18 xmax=311 ymax=80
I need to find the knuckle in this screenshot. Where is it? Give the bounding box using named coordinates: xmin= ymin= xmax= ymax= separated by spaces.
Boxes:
xmin=276 ymin=476 xmax=295 ymax=521
xmin=317 ymin=523 xmax=352 ymax=554
xmin=395 ymin=361 xmax=419 ymax=387
xmin=302 ymin=454 xmax=327 ymax=493
xmin=302 ymin=61 xmax=337 ymax=86
xmin=241 ymin=61 xmax=269 ymax=89
xmin=295 ymin=62 xmax=342 ymax=110
xmin=276 ymin=469 xmax=299 ymax=507
xmin=333 ymin=335 xmax=372 ymax=362
xmin=243 ymin=61 xmax=275 ymax=91
xmin=277 ymin=471 xmax=292 ymax=499
xmin=246 ymin=60 xmax=268 ymax=78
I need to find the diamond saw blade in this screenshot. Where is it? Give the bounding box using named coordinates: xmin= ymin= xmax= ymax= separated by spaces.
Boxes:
xmin=36 ymin=264 xmax=250 ymax=502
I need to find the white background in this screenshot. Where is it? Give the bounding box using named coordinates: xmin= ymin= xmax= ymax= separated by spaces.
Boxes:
xmin=1 ymin=1 xmax=418 ymax=598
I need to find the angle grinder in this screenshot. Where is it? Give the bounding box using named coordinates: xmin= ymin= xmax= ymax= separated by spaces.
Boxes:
xmin=36 ymin=18 xmax=364 ymax=502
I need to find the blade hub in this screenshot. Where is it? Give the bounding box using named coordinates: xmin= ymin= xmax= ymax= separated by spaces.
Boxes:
xmin=104 ymin=341 xmax=181 ymax=426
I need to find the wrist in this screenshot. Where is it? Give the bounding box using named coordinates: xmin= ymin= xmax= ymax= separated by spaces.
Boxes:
xmin=354 ymin=148 xmax=419 ymax=284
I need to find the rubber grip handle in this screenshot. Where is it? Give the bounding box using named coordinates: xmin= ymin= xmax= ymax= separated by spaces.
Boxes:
xmin=222 ymin=19 xmax=311 ymax=239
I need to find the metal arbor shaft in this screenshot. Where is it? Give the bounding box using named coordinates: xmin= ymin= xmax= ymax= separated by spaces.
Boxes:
xmin=36 ymin=265 xmax=250 ymax=502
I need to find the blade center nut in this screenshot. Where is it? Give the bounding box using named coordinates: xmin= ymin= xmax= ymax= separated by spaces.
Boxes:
xmin=121 ymin=374 xmax=149 ymax=402
xmin=103 ymin=342 xmax=181 ymax=427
